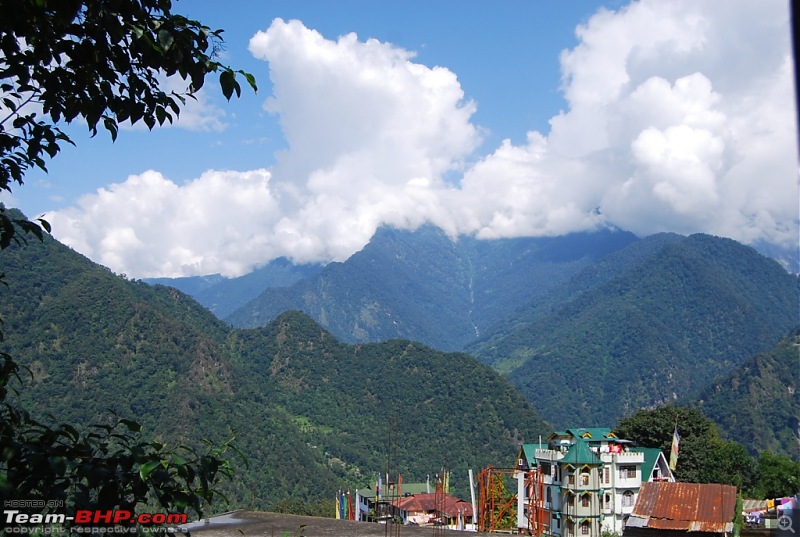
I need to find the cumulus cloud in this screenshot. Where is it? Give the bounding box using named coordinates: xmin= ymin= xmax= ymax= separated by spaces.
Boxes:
xmin=49 ymin=169 xmax=278 ymax=277
xmin=49 ymin=0 xmax=796 ymax=277
xmin=457 ymin=0 xmax=796 ymax=244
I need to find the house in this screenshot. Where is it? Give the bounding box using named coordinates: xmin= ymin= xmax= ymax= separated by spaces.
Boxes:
xmin=354 ymin=481 xmax=431 ymax=522
xmin=623 ymin=482 xmax=738 ymax=537
xmin=515 ymin=428 xmax=676 ymax=537
xmin=392 ymin=492 xmax=474 ymax=529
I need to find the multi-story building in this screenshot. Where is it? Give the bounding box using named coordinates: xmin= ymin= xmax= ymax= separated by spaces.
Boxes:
xmin=515 ymin=428 xmax=674 ymax=537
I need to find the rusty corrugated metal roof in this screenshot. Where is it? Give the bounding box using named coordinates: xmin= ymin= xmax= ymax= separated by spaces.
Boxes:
xmin=631 ymin=482 xmax=737 ymax=533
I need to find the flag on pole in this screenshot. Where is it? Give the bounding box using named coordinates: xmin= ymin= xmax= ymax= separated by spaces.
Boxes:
xmin=669 ymin=428 xmax=680 ymax=471
xmin=348 ymin=491 xmax=354 ymax=520
xmin=335 ymin=491 xmax=341 ymax=519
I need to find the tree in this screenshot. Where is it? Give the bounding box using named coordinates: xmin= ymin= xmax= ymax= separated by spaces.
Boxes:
xmin=0 ymin=0 xmax=255 ymax=530
xmin=752 ymin=452 xmax=800 ymax=499
xmin=700 ymin=440 xmax=756 ymax=491
xmin=0 ymin=0 xmax=257 ymax=246
xmin=615 ymin=405 xmax=720 ymax=483
xmin=615 ymin=404 xmax=760 ymax=491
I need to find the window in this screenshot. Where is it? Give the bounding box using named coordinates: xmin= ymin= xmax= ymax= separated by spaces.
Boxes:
xmin=622 ymin=490 xmax=635 ymax=507
xmin=580 ymin=469 xmax=590 ymax=486
xmin=566 ymin=521 xmax=575 ymax=537
xmin=567 ymin=494 xmax=575 ymax=508
xmin=581 ymin=495 xmax=590 ymax=507
xmin=546 ymin=487 xmax=552 ymax=504
xmin=542 ymin=461 xmax=552 ymax=476
xmin=581 ymin=521 xmax=591 ymax=535
xmin=619 ymin=465 xmax=636 ymax=479
xmin=604 ymin=467 xmax=610 ymax=483
xmin=568 ymin=473 xmax=575 ymax=485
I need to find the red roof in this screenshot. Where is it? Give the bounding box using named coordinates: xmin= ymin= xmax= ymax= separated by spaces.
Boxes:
xmin=631 ymin=482 xmax=737 ymax=533
xmin=393 ymin=493 xmax=473 ymax=518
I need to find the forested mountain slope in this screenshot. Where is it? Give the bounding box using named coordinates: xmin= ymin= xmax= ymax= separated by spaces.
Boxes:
xmin=691 ymin=327 xmax=800 ymax=460
xmin=145 ymin=257 xmax=322 ymax=318
xmin=228 ymin=311 xmax=550 ymax=500
xmin=225 ymin=225 xmax=637 ymax=351
xmin=469 ymin=234 xmax=799 ymax=428
xmin=0 ymin=231 xmax=548 ymax=508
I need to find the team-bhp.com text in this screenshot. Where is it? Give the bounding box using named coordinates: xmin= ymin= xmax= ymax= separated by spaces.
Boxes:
xmin=4 ymin=510 xmax=188 ymax=534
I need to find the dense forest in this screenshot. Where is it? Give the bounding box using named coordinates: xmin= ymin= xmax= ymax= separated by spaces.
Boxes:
xmin=224 ymin=225 xmax=638 ymax=350
xmin=161 ymin=227 xmax=798 ymax=431
xmin=690 ymin=328 xmax=800 ymax=460
xmin=0 ymin=230 xmax=548 ymax=509
xmin=473 ymin=234 xmax=798 ymax=427
xmin=1 ymin=215 xmax=797 ymax=514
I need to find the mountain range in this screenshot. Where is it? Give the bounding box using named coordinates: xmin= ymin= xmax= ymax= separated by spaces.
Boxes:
xmin=2 ymin=216 xmax=797 ymax=511
xmin=156 ymin=226 xmax=798 ymax=429
xmin=222 ymin=226 xmax=639 ymax=351
xmin=0 ymin=225 xmax=549 ymax=508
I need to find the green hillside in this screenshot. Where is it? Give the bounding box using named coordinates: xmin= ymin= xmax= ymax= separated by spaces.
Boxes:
xmin=225 ymin=225 xmax=637 ymax=351
xmin=0 ymin=232 xmax=548 ymax=508
xmin=691 ymin=327 xmax=800 ymax=459
xmin=227 ymin=311 xmax=550 ymax=499
xmin=471 ymin=234 xmax=799 ymax=428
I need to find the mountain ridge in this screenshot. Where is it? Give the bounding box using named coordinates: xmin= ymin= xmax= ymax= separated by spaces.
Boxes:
xmin=477 ymin=233 xmax=798 ymax=427
xmin=690 ymin=327 xmax=800 ymax=459
xmin=225 ymin=225 xmax=639 ymax=350
xmin=143 ymin=224 xmax=797 ymax=432
xmin=0 ymin=230 xmax=549 ymax=507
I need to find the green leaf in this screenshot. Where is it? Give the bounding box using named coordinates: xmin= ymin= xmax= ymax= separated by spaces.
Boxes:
xmin=119 ymin=419 xmax=141 ymax=432
xmin=239 ymin=70 xmax=258 ymax=92
xmin=158 ymin=29 xmax=174 ymax=51
xmin=139 ymin=460 xmax=162 ymax=481
xmin=219 ymin=70 xmax=235 ymax=100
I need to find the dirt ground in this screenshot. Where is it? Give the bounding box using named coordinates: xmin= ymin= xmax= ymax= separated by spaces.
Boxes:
xmin=184 ymin=510 xmax=499 ymax=537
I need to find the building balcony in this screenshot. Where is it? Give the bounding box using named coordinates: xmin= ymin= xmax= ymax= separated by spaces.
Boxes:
xmin=600 ymin=451 xmax=644 ymax=464
xmin=536 ymin=449 xmax=564 ymax=462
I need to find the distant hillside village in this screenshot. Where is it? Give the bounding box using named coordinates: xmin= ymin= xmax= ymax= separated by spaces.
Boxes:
xmin=341 ymin=428 xmax=798 ymax=536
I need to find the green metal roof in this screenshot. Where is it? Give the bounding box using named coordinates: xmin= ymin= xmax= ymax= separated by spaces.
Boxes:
xmin=519 ymin=443 xmax=548 ymax=466
xmin=560 ymin=439 xmax=601 ymax=466
xmin=631 ymin=447 xmax=663 ymax=481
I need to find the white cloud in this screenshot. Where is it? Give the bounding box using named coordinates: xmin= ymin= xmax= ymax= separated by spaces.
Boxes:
xmin=49 ymin=169 xmax=278 ymax=277
xmin=458 ymin=0 xmax=796 ymax=244
xmin=49 ymin=1 xmax=797 ymax=277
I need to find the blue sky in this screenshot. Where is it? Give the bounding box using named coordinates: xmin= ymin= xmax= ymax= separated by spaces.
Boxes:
xmin=5 ymin=0 xmax=796 ymax=277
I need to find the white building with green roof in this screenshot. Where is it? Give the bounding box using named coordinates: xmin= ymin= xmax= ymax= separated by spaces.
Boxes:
xmin=515 ymin=428 xmax=674 ymax=537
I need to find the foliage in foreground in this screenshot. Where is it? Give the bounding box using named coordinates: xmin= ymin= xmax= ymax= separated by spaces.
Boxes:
xmin=0 ymin=0 xmax=256 ymax=530
xmin=1 ymin=360 xmax=244 ymax=529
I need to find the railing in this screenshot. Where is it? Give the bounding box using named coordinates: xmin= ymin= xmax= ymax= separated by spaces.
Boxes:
xmin=599 ymin=451 xmax=644 ymax=464
xmin=535 ymin=449 xmax=563 ymax=462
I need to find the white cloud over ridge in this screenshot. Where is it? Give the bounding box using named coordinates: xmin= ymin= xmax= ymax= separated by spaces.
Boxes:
xmin=49 ymin=0 xmax=797 ymax=277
